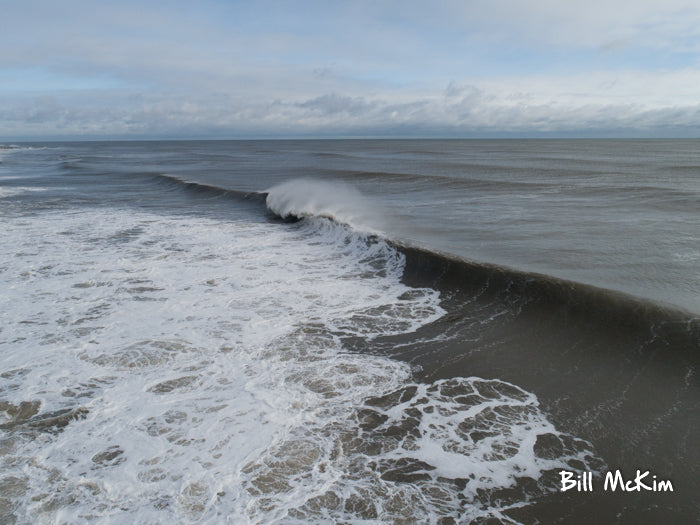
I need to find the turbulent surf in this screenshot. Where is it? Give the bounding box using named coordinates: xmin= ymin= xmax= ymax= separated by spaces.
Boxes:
xmin=1 ymin=140 xmax=698 ymax=524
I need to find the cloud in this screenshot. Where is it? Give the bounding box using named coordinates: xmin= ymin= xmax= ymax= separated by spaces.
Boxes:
xmin=3 ymin=66 xmax=699 ymax=138
xmin=2 ymin=1 xmax=700 ymax=138
xmin=297 ymin=94 xmax=377 ymax=117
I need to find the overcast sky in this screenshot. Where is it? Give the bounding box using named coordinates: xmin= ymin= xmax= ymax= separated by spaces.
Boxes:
xmin=2 ymin=0 xmax=700 ymax=139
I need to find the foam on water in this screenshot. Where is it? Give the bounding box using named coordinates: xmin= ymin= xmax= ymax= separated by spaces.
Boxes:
xmin=1 ymin=206 xmax=601 ymax=523
xmin=0 ymin=187 xmax=48 ymax=198
xmin=266 ymin=179 xmax=384 ymax=233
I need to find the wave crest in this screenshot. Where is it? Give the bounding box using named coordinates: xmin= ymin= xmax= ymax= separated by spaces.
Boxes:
xmin=266 ymin=179 xmax=382 ymax=231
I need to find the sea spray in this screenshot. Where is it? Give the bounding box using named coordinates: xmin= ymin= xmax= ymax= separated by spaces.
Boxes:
xmin=266 ymin=178 xmax=384 ymax=232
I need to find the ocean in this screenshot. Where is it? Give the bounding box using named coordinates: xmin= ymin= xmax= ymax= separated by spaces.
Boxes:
xmin=1 ymin=139 xmax=698 ymax=524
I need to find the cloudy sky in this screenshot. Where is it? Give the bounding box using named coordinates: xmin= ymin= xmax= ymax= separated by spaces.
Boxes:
xmin=2 ymin=0 xmax=700 ymax=139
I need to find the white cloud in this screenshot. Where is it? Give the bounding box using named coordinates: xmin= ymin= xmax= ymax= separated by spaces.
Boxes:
xmin=2 ymin=67 xmax=699 ymax=137
xmin=2 ymin=1 xmax=700 ymax=137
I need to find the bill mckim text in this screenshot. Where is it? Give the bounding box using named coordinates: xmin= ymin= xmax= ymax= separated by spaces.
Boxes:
xmin=559 ymin=470 xmax=673 ymax=492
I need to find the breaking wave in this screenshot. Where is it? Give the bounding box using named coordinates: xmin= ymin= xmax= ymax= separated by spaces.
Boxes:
xmin=0 ymin=205 xmax=601 ymax=523
xmin=266 ymin=178 xmax=384 ymax=232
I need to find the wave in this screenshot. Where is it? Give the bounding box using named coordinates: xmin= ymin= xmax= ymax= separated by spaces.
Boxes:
xmin=152 ymin=175 xmax=381 ymax=228
xmin=256 ymin=177 xmax=699 ymax=519
xmin=265 ymin=178 xmax=385 ymax=232
xmin=0 ymin=144 xmax=32 ymax=150
xmin=7 ymin=167 xmax=699 ymax=521
xmin=150 ymin=174 xmax=698 ymax=329
xmin=0 ymin=145 xmax=48 ymax=156
xmin=398 ymin=240 xmax=699 ymax=328
xmin=0 ymin=145 xmax=33 ymax=163
xmin=149 ymin=173 xmax=268 ymax=204
xmin=384 ymin=230 xmax=700 ymax=523
xmin=0 ymin=187 xmax=49 ymax=199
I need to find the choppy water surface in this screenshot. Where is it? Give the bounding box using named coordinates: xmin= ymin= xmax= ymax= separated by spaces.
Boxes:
xmin=1 ymin=141 xmax=698 ymax=523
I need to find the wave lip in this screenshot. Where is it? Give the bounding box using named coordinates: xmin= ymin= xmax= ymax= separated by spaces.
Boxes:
xmin=266 ymin=178 xmax=384 ymax=232
xmin=150 ymin=173 xmax=268 ymax=203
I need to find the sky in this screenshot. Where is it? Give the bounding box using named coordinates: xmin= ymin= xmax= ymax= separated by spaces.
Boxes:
xmin=2 ymin=0 xmax=700 ymax=139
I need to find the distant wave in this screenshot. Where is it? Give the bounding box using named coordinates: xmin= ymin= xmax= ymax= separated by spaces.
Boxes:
xmin=0 ymin=187 xmax=48 ymax=199
xmin=0 ymin=144 xmax=36 ymax=163
xmin=0 ymin=145 xmax=47 ymax=153
xmin=149 ymin=173 xmax=268 ymax=204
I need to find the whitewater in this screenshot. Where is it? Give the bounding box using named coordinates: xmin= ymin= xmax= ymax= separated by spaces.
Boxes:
xmin=1 ymin=140 xmax=698 ymax=524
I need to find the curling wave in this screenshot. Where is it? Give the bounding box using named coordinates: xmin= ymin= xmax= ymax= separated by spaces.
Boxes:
xmin=266 ymin=178 xmax=384 ymax=232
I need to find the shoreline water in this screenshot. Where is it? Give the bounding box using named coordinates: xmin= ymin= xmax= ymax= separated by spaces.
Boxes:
xmin=1 ymin=140 xmax=698 ymax=523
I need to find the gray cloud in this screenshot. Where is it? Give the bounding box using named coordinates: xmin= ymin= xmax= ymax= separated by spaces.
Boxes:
xmin=3 ymin=1 xmax=700 ymax=138
xmin=297 ymin=94 xmax=377 ymax=117
xmin=3 ymin=80 xmax=699 ymax=139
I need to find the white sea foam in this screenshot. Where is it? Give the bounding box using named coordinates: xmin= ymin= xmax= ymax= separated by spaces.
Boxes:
xmin=266 ymin=178 xmax=384 ymax=233
xmin=0 ymin=186 xmax=47 ymax=198
xmin=0 ymin=207 xmax=600 ymax=523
